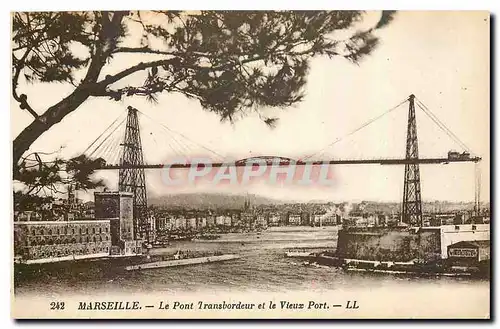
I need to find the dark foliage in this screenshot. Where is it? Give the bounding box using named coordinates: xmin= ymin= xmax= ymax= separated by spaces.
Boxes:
xmin=12 ymin=10 xmax=395 ymax=179
xmin=12 ymin=10 xmax=395 ymax=124
xmin=15 ymin=153 xmax=105 ymax=207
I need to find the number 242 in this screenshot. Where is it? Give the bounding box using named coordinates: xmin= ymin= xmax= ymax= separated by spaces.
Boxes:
xmin=50 ymin=302 xmax=65 ymax=310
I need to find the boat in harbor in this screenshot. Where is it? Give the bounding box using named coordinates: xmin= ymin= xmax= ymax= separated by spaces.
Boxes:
xmin=193 ymin=234 xmax=221 ymax=241
xmin=168 ymin=234 xmax=194 ymax=241
xmin=152 ymin=241 xmax=172 ymax=248
xmin=285 ymin=249 xmax=314 ymax=257
xmin=14 ymin=249 xmax=241 ymax=281
xmin=125 ymin=251 xmax=240 ymax=271
xmin=308 ymin=245 xmax=490 ymax=278
xmin=284 ymin=247 xmax=327 ymax=258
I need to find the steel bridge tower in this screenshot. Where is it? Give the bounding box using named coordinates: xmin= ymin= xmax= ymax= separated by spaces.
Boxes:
xmin=119 ymin=106 xmax=150 ymax=242
xmin=402 ymin=94 xmax=423 ymax=226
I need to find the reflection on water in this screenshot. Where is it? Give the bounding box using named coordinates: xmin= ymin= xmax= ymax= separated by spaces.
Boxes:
xmin=15 ymin=226 xmax=489 ymax=298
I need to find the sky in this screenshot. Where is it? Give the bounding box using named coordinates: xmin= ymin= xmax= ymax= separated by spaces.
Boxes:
xmin=11 ymin=11 xmax=490 ymax=203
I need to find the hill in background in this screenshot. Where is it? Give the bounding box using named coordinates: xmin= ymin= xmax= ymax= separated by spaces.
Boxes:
xmin=148 ymin=192 xmax=488 ymax=213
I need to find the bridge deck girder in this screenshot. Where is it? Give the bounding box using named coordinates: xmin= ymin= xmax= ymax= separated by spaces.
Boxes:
xmin=97 ymin=157 xmax=481 ymax=170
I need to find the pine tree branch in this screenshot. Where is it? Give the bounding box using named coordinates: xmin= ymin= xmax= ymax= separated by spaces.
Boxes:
xmin=113 ymin=46 xmax=177 ymax=56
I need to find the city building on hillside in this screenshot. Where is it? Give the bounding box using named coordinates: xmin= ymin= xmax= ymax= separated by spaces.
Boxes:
xmin=256 ymin=214 xmax=267 ymax=228
xmin=268 ymin=214 xmax=280 ymax=226
xmin=155 ymin=216 xmax=172 ymax=231
xmin=14 ymin=211 xmax=42 ymax=222
xmin=206 ymin=215 xmax=215 ymax=227
xmin=215 ymin=215 xmax=225 ymax=226
xmin=174 ymin=217 xmax=187 ymax=230
xmin=186 ymin=217 xmax=197 ymax=229
xmin=311 ymin=214 xmax=323 ymax=226
xmin=288 ymin=214 xmax=301 ymax=226
xmin=240 ymin=212 xmax=255 ymax=229
xmin=223 ymin=215 xmax=232 ymax=227
xmin=197 ymin=217 xmax=207 ymax=229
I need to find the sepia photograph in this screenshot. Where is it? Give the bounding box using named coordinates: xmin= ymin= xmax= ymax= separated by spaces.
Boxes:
xmin=10 ymin=9 xmax=490 ymax=319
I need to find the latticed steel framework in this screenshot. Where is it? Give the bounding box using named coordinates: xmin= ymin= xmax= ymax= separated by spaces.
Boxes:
xmin=402 ymin=94 xmax=423 ymax=226
xmin=119 ymin=106 xmax=149 ymax=241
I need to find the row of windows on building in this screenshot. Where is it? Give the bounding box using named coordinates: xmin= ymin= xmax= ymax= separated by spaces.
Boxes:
xmin=26 ymin=234 xmax=111 ymax=246
xmin=29 ymin=245 xmax=110 ymax=259
xmin=124 ymin=247 xmax=139 ymax=254
xmin=28 ymin=226 xmax=109 ymax=236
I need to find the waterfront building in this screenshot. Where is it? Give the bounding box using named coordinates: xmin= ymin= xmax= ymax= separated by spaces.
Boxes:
xmin=82 ymin=201 xmax=95 ymax=218
xmin=268 ymin=214 xmax=280 ymax=226
xmin=288 ymin=214 xmax=301 ymax=226
xmin=240 ymin=212 xmax=255 ymax=229
xmin=436 ymin=224 xmax=490 ymax=258
xmin=215 ymin=215 xmax=224 ymax=226
xmin=376 ymin=214 xmax=388 ymax=226
xmin=206 ymin=215 xmax=215 ymax=227
xmin=186 ymin=217 xmax=197 ymax=229
xmin=174 ymin=217 xmax=186 ymax=230
xmin=14 ymin=211 xmax=42 ymax=222
xmin=196 ymin=217 xmax=207 ymax=229
xmin=165 ymin=217 xmax=175 ymax=230
xmin=256 ymin=214 xmax=267 ymax=228
xmin=230 ymin=212 xmax=243 ymax=227
xmin=337 ymin=224 xmax=490 ymax=263
xmin=321 ymin=214 xmax=337 ymax=226
xmin=147 ymin=212 xmax=157 ymax=242
xmin=155 ymin=216 xmax=170 ymax=231
xmin=13 ymin=220 xmax=112 ymax=263
xmin=447 ymin=240 xmax=490 ymax=265
xmin=13 ymin=191 xmax=146 ymax=264
xmin=94 ymin=191 xmax=142 ymax=255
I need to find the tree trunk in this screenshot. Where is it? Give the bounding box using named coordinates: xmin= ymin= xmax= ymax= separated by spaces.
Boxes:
xmin=12 ymin=12 xmax=133 ymax=179
xmin=13 ymin=87 xmax=92 ymax=178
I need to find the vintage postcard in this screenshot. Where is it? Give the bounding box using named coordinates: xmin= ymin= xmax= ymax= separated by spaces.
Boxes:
xmin=11 ymin=10 xmax=490 ymax=319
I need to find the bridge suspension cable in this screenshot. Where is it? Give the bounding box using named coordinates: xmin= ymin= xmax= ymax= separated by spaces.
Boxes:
xmin=135 ymin=109 xmax=226 ymax=161
xmin=414 ymin=97 xmax=472 ymax=153
xmin=301 ymin=96 xmax=410 ymax=161
xmin=135 ymin=110 xmax=199 ymax=159
xmin=86 ymin=121 xmax=124 ymax=162
xmin=82 ymin=111 xmax=127 ymax=156
xmin=81 ymin=106 xmax=227 ymax=164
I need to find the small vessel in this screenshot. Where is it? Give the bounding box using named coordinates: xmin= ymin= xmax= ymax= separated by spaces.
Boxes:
xmin=168 ymin=234 xmax=194 ymax=242
xmin=342 ymin=265 xmax=474 ymax=277
xmin=285 ymin=249 xmax=314 ymax=257
xmin=311 ymin=252 xmax=489 ymax=278
xmin=126 ymin=253 xmax=240 ymax=271
xmin=152 ymin=241 xmax=172 ymax=248
xmin=286 ymin=251 xmax=312 ymax=257
xmin=194 ymin=234 xmax=221 ymax=241
xmin=310 ymin=262 xmax=330 ymax=269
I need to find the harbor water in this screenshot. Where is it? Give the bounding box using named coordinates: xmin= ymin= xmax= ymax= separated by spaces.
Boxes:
xmin=14 ymin=226 xmax=489 ymax=300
